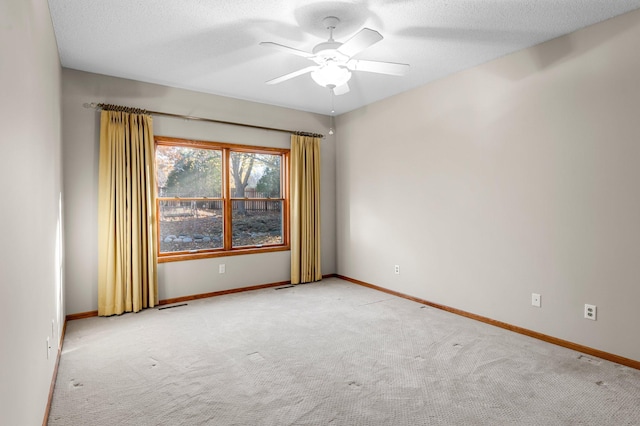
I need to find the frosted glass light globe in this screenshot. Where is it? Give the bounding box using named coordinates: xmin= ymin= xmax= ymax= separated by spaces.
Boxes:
xmin=311 ymin=63 xmax=351 ymax=88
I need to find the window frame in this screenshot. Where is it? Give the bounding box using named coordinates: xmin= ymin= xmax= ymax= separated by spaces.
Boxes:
xmin=155 ymin=136 xmax=290 ymax=263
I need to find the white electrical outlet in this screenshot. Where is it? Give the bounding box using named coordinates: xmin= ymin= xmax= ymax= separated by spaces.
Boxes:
xmin=531 ymin=293 xmax=541 ymax=307
xmin=219 ymin=264 xmax=225 ymax=274
xmin=394 ymin=265 xmax=400 ymax=275
xmin=584 ymin=304 xmax=597 ymax=320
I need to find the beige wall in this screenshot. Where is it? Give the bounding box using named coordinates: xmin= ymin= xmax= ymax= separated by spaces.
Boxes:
xmin=0 ymin=0 xmax=64 ymax=424
xmin=336 ymin=9 xmax=640 ymax=362
xmin=62 ymin=69 xmax=336 ymax=315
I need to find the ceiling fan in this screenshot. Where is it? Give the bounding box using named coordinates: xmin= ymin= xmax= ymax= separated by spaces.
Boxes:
xmin=260 ymin=16 xmax=409 ymax=95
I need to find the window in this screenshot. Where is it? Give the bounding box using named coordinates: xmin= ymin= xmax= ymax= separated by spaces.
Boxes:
xmin=155 ymin=136 xmax=289 ymax=262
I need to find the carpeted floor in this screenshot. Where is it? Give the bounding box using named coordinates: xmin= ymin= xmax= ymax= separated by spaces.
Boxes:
xmin=49 ymin=278 xmax=640 ymax=425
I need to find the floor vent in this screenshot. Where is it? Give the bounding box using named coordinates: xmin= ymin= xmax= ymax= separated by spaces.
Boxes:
xmin=275 ymin=285 xmax=295 ymax=290
xmin=158 ymin=303 xmax=188 ymax=310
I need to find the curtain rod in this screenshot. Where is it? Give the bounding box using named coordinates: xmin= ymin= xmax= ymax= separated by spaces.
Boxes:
xmin=83 ymin=102 xmax=324 ymax=139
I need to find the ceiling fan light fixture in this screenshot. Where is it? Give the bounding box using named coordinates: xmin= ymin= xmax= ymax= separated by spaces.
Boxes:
xmin=311 ymin=63 xmax=351 ymax=88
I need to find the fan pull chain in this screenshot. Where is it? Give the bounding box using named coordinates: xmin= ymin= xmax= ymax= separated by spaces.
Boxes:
xmin=330 ymin=89 xmax=335 ymax=114
xmin=329 ymin=89 xmax=335 ymax=135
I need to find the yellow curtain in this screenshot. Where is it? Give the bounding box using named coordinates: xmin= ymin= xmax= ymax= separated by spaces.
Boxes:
xmin=290 ymin=134 xmax=322 ymax=284
xmin=98 ymin=110 xmax=158 ymax=316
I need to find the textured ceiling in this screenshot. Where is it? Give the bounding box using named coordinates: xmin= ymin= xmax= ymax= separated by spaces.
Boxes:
xmin=48 ymin=0 xmax=640 ymax=116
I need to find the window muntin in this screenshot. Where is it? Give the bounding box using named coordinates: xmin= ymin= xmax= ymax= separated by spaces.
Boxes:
xmin=155 ymin=137 xmax=289 ymax=261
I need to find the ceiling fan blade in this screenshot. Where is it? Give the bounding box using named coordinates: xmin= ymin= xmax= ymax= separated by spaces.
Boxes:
xmin=347 ymin=59 xmax=409 ymax=76
xmin=259 ymin=42 xmax=314 ymax=58
xmin=266 ymin=66 xmax=318 ymax=85
xmin=337 ymin=28 xmax=383 ymax=58
xmin=333 ymin=82 xmax=350 ymax=96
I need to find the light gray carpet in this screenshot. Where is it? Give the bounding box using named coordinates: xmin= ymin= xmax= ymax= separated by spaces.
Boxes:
xmin=49 ymin=278 xmax=640 ymax=425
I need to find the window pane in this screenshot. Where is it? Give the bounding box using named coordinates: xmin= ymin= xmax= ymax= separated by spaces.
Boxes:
xmin=159 ymin=200 xmax=223 ymax=253
xmin=157 ymin=145 xmax=222 ymax=197
xmin=229 ymin=152 xmax=281 ymax=198
xmin=232 ymin=200 xmax=283 ymax=247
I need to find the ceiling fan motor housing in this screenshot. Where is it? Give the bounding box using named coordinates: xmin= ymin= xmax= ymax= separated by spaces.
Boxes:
xmin=312 ymin=42 xmax=348 ymax=63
